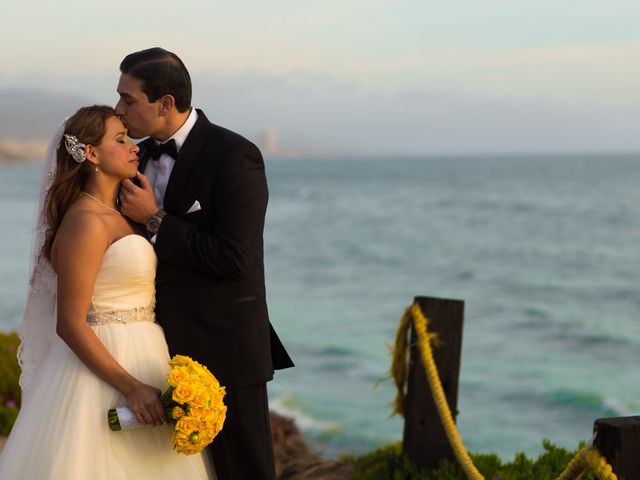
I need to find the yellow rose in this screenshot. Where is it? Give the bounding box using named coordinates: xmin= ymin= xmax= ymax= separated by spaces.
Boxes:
xmin=200 ymin=363 xmax=216 ymax=379
xmin=188 ymin=406 xmax=206 ymax=420
xmin=215 ymin=407 xmax=227 ymax=434
xmin=168 ymin=355 xmax=192 ymax=367
xmin=177 ymin=444 xmax=201 ymax=455
xmin=192 ymin=421 xmax=213 ymax=446
xmin=172 ymin=381 xmax=197 ymax=404
xmin=188 ymin=361 xmax=207 ymax=377
xmin=188 ymin=376 xmax=204 ymax=388
xmin=203 ymin=419 xmax=217 ymax=437
xmin=176 ymin=416 xmax=200 ymax=436
xmin=194 ymin=433 xmax=211 ymax=449
xmin=172 ymin=406 xmax=185 ymax=420
xmin=167 ymin=367 xmax=190 ymax=387
xmin=190 ymin=388 xmax=212 ymax=409
xmin=172 ymin=430 xmax=189 ymax=446
xmin=202 ymin=409 xmax=217 ymax=421
xmin=210 ymin=387 xmax=225 ymax=408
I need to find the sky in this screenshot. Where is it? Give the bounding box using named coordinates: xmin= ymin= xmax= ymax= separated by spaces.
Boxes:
xmin=2 ymin=1 xmax=640 ymax=154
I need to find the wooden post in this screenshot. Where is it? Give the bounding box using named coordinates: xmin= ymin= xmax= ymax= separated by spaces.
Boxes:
xmin=403 ymin=296 xmax=465 ymax=470
xmin=593 ymin=416 xmax=640 ymax=479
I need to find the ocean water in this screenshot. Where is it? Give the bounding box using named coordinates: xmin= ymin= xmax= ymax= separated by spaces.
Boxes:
xmin=1 ymin=154 xmax=640 ymax=461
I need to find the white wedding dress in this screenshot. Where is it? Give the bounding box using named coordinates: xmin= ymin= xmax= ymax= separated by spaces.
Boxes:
xmin=0 ymin=234 xmax=214 ymax=479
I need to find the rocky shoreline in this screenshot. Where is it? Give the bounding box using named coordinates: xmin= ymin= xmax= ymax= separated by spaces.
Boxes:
xmin=270 ymin=411 xmax=354 ymax=479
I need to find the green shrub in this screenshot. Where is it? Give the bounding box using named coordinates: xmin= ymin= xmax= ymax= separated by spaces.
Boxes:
xmin=0 ymin=406 xmax=19 ymax=436
xmin=0 ymin=331 xmax=21 ymax=435
xmin=349 ymin=440 xmax=596 ymax=480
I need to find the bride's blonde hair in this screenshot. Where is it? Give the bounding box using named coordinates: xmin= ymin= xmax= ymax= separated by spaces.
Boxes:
xmin=42 ymin=105 xmax=116 ymax=260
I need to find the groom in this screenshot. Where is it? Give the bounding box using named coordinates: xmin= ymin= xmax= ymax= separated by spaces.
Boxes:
xmin=115 ymin=47 xmax=294 ymax=479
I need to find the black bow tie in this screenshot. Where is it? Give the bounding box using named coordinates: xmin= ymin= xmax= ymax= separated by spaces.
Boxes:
xmin=147 ymin=139 xmax=178 ymax=160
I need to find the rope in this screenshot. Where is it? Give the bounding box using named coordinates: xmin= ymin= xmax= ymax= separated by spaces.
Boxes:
xmin=585 ymin=447 xmax=618 ymax=480
xmin=390 ymin=307 xmax=412 ymax=417
xmin=409 ymin=303 xmax=484 ymax=480
xmin=391 ymin=301 xmax=619 ymax=480
xmin=555 ymin=446 xmax=588 ymax=480
xmin=555 ymin=444 xmax=618 ymax=480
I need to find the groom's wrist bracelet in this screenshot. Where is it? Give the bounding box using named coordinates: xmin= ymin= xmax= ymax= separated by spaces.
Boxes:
xmin=145 ymin=209 xmax=167 ymax=235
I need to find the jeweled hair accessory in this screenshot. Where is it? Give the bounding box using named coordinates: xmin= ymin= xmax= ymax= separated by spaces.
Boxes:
xmin=63 ymin=134 xmax=87 ymax=163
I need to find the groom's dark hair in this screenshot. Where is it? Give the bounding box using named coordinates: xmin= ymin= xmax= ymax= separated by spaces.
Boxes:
xmin=120 ymin=47 xmax=192 ymax=112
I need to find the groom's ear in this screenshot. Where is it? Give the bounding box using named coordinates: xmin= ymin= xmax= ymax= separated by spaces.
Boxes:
xmin=158 ymin=95 xmax=176 ymax=116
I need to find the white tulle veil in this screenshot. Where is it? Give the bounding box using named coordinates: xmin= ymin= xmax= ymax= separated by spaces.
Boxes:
xmin=17 ymin=121 xmax=65 ymax=403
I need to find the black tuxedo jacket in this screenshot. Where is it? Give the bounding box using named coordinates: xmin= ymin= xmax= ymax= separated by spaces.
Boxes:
xmin=138 ymin=110 xmax=294 ymax=389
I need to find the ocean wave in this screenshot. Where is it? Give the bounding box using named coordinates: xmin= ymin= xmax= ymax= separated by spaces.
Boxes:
xmin=540 ymin=326 xmax=639 ymax=350
xmin=505 ymin=311 xmax=639 ymax=349
xmin=319 ymin=345 xmax=360 ymax=357
xmin=602 ymin=397 xmax=634 ymax=417
xmin=522 ymin=306 xmax=550 ymax=319
xmin=549 ymin=389 xmax=634 ymax=417
xmin=270 ymin=394 xmax=342 ymax=435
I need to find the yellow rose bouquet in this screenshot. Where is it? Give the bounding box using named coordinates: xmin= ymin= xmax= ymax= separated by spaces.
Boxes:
xmin=108 ymin=355 xmax=226 ymax=455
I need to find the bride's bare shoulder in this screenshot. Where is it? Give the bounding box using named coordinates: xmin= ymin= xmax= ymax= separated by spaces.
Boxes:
xmin=51 ymin=206 xmax=111 ymax=265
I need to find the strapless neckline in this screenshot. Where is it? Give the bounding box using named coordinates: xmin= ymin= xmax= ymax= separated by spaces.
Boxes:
xmin=105 ymin=234 xmax=150 ymax=255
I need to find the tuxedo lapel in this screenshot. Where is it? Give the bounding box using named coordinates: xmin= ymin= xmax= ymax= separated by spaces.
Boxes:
xmin=162 ymin=110 xmax=209 ymax=212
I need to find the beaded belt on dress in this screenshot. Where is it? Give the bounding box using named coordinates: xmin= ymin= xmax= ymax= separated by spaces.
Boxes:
xmin=86 ymin=303 xmax=155 ymax=326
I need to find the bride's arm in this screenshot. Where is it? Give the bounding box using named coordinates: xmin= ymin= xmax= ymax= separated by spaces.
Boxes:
xmin=52 ymin=211 xmax=166 ymax=426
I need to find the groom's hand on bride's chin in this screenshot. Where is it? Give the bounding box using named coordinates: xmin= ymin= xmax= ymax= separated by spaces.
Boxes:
xmin=120 ymin=172 xmax=158 ymax=224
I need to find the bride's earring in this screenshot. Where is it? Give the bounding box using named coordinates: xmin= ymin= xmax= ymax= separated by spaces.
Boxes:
xmin=95 ymin=165 xmax=99 ymax=175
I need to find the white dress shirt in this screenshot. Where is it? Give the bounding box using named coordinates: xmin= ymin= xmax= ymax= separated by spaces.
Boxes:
xmin=143 ymin=108 xmax=199 ymax=209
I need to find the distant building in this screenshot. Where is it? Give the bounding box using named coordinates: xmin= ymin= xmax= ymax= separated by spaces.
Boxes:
xmin=261 ymin=128 xmax=278 ymax=156
xmin=0 ymin=138 xmax=47 ymax=163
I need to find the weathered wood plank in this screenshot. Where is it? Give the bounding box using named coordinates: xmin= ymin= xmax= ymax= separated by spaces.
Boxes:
xmin=594 ymin=416 xmax=640 ymax=480
xmin=403 ymin=296 xmax=465 ymax=470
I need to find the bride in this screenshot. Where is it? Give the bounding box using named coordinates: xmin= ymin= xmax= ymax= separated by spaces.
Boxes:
xmin=0 ymin=105 xmax=213 ymax=478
